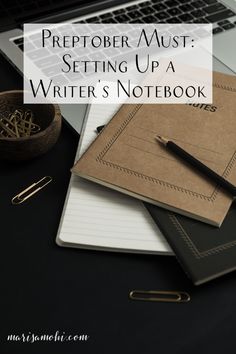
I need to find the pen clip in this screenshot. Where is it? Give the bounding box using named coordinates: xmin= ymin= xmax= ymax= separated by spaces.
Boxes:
xmin=129 ymin=290 xmax=190 ymax=303
xmin=96 ymin=125 xmax=105 ymax=134
xmin=11 ymin=176 xmax=52 ymax=205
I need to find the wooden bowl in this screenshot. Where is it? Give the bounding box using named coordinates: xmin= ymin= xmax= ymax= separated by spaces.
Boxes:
xmin=0 ymin=90 xmax=61 ymax=161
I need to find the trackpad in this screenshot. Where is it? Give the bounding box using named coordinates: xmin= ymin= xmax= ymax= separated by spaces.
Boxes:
xmin=213 ymin=29 xmax=236 ymax=74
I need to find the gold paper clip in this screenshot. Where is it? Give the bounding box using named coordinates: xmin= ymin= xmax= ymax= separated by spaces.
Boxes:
xmin=11 ymin=176 xmax=52 ymax=205
xmin=129 ymin=290 xmax=190 ymax=303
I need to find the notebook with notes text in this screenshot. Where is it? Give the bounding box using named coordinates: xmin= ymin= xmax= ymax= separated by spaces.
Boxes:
xmin=72 ymin=72 xmax=236 ymax=227
xmin=56 ymin=103 xmax=172 ymax=255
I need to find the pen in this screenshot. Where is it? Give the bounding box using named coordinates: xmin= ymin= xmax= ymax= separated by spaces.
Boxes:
xmin=96 ymin=125 xmax=105 ymax=133
xmin=156 ymin=136 xmax=236 ymax=197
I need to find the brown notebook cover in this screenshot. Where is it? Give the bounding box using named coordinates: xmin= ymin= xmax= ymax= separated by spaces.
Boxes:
xmin=72 ymin=72 xmax=236 ymax=226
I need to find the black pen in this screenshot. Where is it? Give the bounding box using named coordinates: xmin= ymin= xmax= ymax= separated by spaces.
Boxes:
xmin=156 ymin=136 xmax=236 ymax=197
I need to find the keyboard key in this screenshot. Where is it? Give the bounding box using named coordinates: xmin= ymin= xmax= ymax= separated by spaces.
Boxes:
xmin=191 ymin=9 xmax=206 ymax=17
xmin=193 ymin=17 xmax=209 ymax=22
xmin=29 ymin=33 xmax=41 ymax=40
xmin=213 ymin=26 xmax=223 ymax=34
xmin=126 ymin=5 xmax=139 ymax=11
xmin=88 ymin=52 xmax=106 ymax=61
xmin=165 ymin=0 xmax=179 ymax=7
xmin=152 ymin=3 xmax=167 ymax=11
xmin=142 ymin=7 xmax=154 ymax=15
xmin=222 ymin=22 xmax=235 ymax=30
xmin=142 ymin=15 xmax=157 ymax=22
xmin=191 ymin=1 xmax=205 ymax=8
xmin=137 ymin=18 xmax=147 ymax=23
xmin=167 ymin=16 xmax=181 ymax=23
xmin=102 ymin=18 xmax=118 ymax=23
xmin=85 ymin=16 xmax=100 ymax=23
xmin=113 ymin=9 xmax=126 ymax=15
xmin=51 ymin=75 xmax=68 ymax=85
xmin=100 ymin=13 xmax=112 ymax=19
xmin=139 ymin=1 xmax=151 ymax=8
xmin=64 ymin=71 xmax=84 ymax=82
xmin=168 ymin=8 xmax=182 ymax=16
xmin=204 ymin=3 xmax=226 ymax=14
xmin=206 ymin=9 xmax=235 ymax=22
xmin=178 ymin=13 xmax=194 ymax=21
xmin=205 ymin=0 xmax=217 ymax=3
xmin=34 ymin=55 xmax=61 ymax=68
xmin=218 ymin=20 xmax=230 ymax=25
xmin=179 ymin=4 xmax=194 ymax=12
xmin=24 ymin=41 xmax=35 ymax=51
xmin=27 ymin=48 xmax=50 ymax=60
xmin=128 ymin=10 xmax=143 ymax=19
xmin=156 ymin=11 xmax=169 ymax=20
xmin=115 ymin=14 xmax=130 ymax=22
xmin=42 ymin=64 xmax=63 ymax=77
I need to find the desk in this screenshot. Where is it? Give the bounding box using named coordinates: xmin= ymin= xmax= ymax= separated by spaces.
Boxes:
xmin=0 ymin=53 xmax=236 ymax=354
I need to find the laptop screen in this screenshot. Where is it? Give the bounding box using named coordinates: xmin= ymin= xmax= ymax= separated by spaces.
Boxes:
xmin=1 ymin=0 xmax=133 ymax=29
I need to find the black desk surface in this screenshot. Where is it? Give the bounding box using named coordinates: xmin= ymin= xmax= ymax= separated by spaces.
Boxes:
xmin=1 ymin=54 xmax=236 ymax=354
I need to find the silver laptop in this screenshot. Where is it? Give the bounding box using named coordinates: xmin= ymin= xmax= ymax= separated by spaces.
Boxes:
xmin=0 ymin=0 xmax=236 ymax=133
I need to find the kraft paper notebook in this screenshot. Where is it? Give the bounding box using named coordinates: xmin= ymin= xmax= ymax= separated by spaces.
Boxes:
xmin=56 ymin=103 xmax=172 ymax=255
xmin=72 ymin=72 xmax=236 ymax=227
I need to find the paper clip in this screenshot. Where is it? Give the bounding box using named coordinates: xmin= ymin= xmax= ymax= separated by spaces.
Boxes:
xmin=129 ymin=290 xmax=190 ymax=303
xmin=11 ymin=176 xmax=52 ymax=205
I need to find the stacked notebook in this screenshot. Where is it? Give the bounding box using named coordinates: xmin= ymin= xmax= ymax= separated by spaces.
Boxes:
xmin=57 ymin=73 xmax=236 ymax=284
xmin=57 ymin=104 xmax=172 ymax=255
xmin=59 ymin=71 xmax=236 ymax=285
xmin=73 ymin=71 xmax=236 ymax=228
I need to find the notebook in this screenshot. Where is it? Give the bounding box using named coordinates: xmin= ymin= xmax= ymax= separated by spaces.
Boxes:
xmin=72 ymin=72 xmax=236 ymax=227
xmin=56 ymin=103 xmax=172 ymax=254
xmin=145 ymin=201 xmax=236 ymax=285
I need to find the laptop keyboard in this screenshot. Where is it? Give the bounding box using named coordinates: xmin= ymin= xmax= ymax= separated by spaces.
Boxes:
xmin=13 ymin=0 xmax=236 ymax=84
xmin=14 ymin=0 xmax=236 ymax=51
xmin=75 ymin=0 xmax=236 ymax=34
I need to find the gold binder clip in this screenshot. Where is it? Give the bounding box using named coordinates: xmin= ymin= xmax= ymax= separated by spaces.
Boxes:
xmin=129 ymin=290 xmax=190 ymax=303
xmin=11 ymin=176 xmax=52 ymax=205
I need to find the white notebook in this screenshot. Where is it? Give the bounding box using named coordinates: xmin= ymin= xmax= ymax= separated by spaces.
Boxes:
xmin=56 ymin=103 xmax=172 ymax=255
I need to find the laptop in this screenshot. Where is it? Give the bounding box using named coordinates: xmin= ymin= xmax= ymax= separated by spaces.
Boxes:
xmin=0 ymin=0 xmax=236 ymax=133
